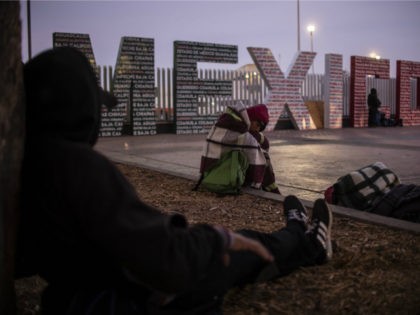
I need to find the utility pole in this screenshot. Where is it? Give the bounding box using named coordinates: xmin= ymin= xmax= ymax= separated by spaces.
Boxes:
xmin=27 ymin=0 xmax=32 ymax=59
xmin=297 ymin=0 xmax=301 ymax=51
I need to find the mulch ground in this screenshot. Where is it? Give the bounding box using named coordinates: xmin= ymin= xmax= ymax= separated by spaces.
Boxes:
xmin=15 ymin=163 xmax=420 ymax=314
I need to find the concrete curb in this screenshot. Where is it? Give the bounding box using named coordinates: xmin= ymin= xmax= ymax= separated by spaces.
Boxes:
xmin=109 ymin=155 xmax=420 ymax=235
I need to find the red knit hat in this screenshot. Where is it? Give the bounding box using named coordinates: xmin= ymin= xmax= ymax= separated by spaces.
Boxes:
xmin=246 ymin=104 xmax=269 ymax=129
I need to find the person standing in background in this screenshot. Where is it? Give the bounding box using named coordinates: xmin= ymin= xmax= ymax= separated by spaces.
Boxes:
xmin=367 ymin=88 xmax=381 ymax=127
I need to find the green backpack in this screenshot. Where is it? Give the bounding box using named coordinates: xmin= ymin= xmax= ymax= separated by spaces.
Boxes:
xmin=197 ymin=150 xmax=249 ymax=195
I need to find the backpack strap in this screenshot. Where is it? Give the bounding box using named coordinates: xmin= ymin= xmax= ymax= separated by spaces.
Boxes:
xmin=192 ymin=173 xmax=204 ymax=191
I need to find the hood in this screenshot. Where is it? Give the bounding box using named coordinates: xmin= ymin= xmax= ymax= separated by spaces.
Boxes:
xmin=24 ymin=47 xmax=116 ymax=146
xmin=246 ymin=104 xmax=269 ymax=131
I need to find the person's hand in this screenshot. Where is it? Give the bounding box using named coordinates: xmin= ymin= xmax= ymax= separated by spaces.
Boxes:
xmin=223 ymin=232 xmax=274 ymax=266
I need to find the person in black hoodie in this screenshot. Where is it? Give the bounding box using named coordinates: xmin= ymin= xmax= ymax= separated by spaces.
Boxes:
xmin=16 ymin=47 xmax=333 ymax=315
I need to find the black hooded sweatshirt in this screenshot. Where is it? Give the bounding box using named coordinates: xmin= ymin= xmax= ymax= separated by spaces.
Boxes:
xmin=17 ymin=47 xmax=226 ymax=313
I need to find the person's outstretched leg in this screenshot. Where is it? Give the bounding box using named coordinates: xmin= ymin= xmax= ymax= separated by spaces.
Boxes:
xmin=307 ymin=198 xmax=333 ymax=262
xmin=229 ymin=197 xmax=333 ymax=284
xmin=162 ymin=197 xmax=333 ymax=314
xmin=228 ymin=195 xmax=310 ymax=285
xmin=161 ymin=195 xmax=310 ymax=313
xmin=269 ymin=197 xmax=333 ymax=274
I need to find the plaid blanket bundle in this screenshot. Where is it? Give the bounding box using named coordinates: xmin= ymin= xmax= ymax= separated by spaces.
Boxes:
xmin=332 ymin=162 xmax=400 ymax=210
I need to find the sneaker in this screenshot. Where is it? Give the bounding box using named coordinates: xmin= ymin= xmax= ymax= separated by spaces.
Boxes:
xmin=284 ymin=195 xmax=308 ymax=230
xmin=307 ymin=198 xmax=333 ymax=262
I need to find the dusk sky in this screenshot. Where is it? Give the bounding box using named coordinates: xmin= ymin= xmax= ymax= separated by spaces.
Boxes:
xmin=20 ymin=0 xmax=420 ymax=76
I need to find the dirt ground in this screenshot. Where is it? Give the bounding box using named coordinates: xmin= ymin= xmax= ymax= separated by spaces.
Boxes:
xmin=15 ymin=163 xmax=420 ymax=314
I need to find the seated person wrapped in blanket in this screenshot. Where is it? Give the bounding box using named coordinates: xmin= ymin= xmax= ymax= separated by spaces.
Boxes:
xmin=199 ymin=102 xmax=280 ymax=194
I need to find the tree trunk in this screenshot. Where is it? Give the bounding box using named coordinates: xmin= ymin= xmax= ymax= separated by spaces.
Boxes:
xmin=0 ymin=2 xmax=24 ymax=314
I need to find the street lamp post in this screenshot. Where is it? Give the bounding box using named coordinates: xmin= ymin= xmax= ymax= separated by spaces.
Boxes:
xmin=27 ymin=0 xmax=32 ymax=59
xmin=307 ymin=24 xmax=315 ymax=74
xmin=297 ymin=0 xmax=301 ymax=51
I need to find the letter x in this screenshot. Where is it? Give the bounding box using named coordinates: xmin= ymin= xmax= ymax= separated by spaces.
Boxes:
xmin=247 ymin=47 xmax=316 ymax=130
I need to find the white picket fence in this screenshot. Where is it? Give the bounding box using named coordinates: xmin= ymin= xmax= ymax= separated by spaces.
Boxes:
xmin=97 ymin=66 xmax=417 ymax=122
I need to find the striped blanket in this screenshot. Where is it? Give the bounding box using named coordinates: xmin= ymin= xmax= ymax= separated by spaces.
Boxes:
xmin=332 ymin=162 xmax=400 ymax=210
xmin=200 ymin=102 xmax=277 ymax=191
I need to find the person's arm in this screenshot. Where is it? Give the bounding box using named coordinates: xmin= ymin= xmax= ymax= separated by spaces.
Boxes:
xmin=249 ymin=130 xmax=269 ymax=151
xmin=77 ymin=150 xmax=271 ymax=293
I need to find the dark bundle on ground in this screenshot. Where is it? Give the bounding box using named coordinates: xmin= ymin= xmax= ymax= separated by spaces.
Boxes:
xmin=15 ymin=164 xmax=420 ymax=315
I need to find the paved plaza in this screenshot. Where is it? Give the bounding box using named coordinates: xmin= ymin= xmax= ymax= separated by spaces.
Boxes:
xmin=96 ymin=125 xmax=420 ymax=200
xmin=96 ymin=125 xmax=420 ymax=232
